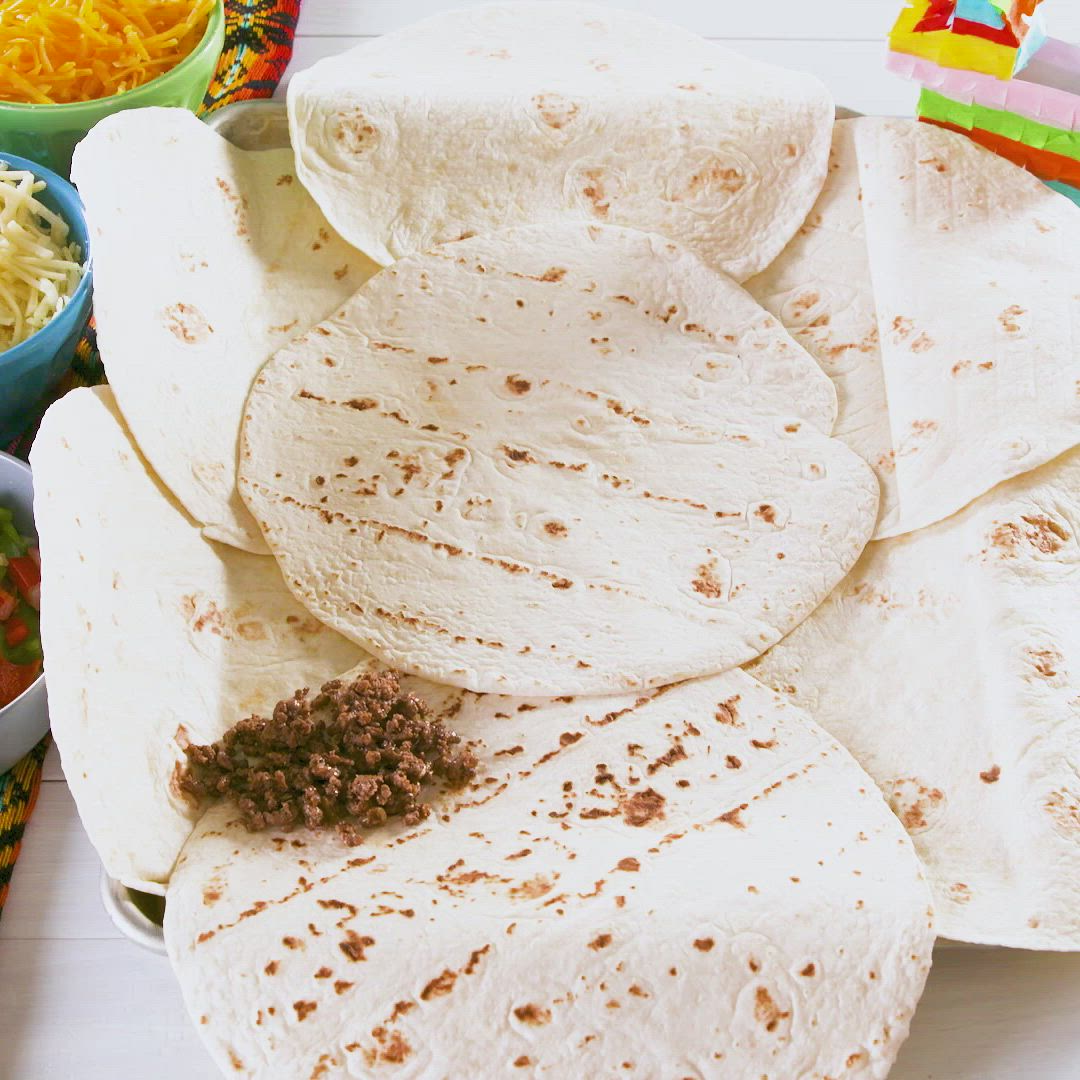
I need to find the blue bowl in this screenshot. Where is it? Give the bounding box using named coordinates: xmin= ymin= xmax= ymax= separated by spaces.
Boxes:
xmin=0 ymin=153 xmax=93 ymax=445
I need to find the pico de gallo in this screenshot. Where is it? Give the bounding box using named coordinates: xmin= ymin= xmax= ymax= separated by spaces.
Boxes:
xmin=0 ymin=504 xmax=42 ymax=710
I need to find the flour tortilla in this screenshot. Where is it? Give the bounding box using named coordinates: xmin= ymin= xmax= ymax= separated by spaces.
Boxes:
xmin=746 ymin=121 xmax=895 ymax=533
xmin=287 ymin=2 xmax=833 ymax=282
xmin=31 ymin=387 xmax=365 ymax=894
xmin=747 ymin=117 xmax=1080 ymax=539
xmin=71 ymin=108 xmax=378 ymax=553
xmin=166 ymin=669 xmax=934 ymax=1079
xmin=750 ymin=447 xmax=1080 ymax=949
xmin=239 ymin=223 xmax=877 ymax=696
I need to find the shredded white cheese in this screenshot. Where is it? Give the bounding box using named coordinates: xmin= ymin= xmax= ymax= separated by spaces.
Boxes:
xmin=0 ymin=162 xmax=85 ymax=352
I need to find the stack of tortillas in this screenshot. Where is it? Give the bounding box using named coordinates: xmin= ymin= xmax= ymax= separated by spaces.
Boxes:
xmin=32 ymin=3 xmax=1080 ymax=1078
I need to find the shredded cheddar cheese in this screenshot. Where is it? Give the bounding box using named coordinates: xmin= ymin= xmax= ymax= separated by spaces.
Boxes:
xmin=0 ymin=163 xmax=84 ymax=351
xmin=0 ymin=0 xmax=214 ymax=105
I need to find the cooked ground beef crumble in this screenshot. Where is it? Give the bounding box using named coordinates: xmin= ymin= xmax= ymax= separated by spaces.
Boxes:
xmin=179 ymin=671 xmax=477 ymax=843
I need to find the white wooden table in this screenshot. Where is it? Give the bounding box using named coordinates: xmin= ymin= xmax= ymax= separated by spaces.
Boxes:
xmin=4 ymin=2 xmax=1080 ymax=1078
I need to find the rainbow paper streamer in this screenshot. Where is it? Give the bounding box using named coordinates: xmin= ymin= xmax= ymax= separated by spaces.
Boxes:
xmin=888 ymin=2 xmax=1080 ymax=204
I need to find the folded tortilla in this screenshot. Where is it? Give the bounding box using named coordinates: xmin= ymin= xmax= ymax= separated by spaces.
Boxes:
xmin=239 ymin=222 xmax=879 ymax=696
xmin=750 ymin=447 xmax=1080 ymax=949
xmin=166 ymin=670 xmax=934 ymax=1079
xmin=746 ymin=117 xmax=1080 ymax=539
xmin=71 ymin=109 xmax=379 ymax=553
xmin=287 ymin=2 xmax=833 ymax=282
xmin=31 ymin=387 xmax=366 ymax=893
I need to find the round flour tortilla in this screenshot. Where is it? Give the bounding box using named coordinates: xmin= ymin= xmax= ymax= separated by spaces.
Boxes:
xmin=287 ymin=2 xmax=833 ymax=282
xmin=751 ymin=447 xmax=1080 ymax=949
xmin=747 ymin=117 xmax=1080 ymax=540
xmin=31 ymin=388 xmax=366 ymax=893
xmin=239 ymin=223 xmax=878 ymax=696
xmin=71 ymin=109 xmax=379 ymax=553
xmin=166 ymin=670 xmax=934 ymax=1079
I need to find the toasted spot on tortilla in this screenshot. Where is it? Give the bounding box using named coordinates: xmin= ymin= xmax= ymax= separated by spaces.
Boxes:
xmin=1025 ymin=645 xmax=1063 ymax=679
xmin=420 ymin=969 xmax=457 ymax=1000
xmin=588 ymin=933 xmax=612 ymax=950
xmin=892 ymin=316 xmax=914 ymax=340
xmin=692 ymin=557 xmax=727 ymax=600
xmin=293 ymin=1000 xmax=317 ymax=1021
xmin=514 ymin=1056 xmax=532 ymax=1068
xmin=885 ymin=778 xmax=946 ymax=834
xmin=998 ymin=304 xmax=1026 ymax=333
xmin=753 ymin=987 xmax=790 ymax=1033
xmin=334 ymin=108 xmax=379 ymax=155
xmin=532 ymin=92 xmax=580 ymax=129
xmin=615 ymin=857 xmax=639 ymax=872
xmin=1020 ymin=515 xmax=1071 ymax=553
xmin=979 ymin=765 xmax=1001 ymax=784
xmin=339 ymin=931 xmax=375 ymax=961
xmin=949 ymin=883 xmax=973 ymax=904
xmin=163 ymin=303 xmax=213 ymax=344
xmin=375 ymin=1029 xmax=411 ymax=1064
xmin=693 ymin=937 xmax=714 ymax=952
xmin=675 ymin=158 xmax=748 ymax=200
xmin=513 ymin=1003 xmax=552 ymax=1025
xmin=511 ymin=874 xmax=554 ymax=900
xmin=790 ymin=292 xmax=819 ymax=320
xmin=715 ymin=696 xmax=741 ymax=726
xmin=214 ymin=178 xmax=249 ymax=237
xmin=799 ymin=963 xmax=816 ymax=976
xmin=620 ymin=788 xmax=666 ymax=827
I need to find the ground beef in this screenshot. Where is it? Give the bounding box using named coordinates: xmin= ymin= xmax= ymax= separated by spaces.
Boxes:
xmin=179 ymin=671 xmax=476 ymax=843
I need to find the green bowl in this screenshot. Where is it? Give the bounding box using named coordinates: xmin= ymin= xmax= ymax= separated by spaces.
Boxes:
xmin=0 ymin=0 xmax=225 ymax=179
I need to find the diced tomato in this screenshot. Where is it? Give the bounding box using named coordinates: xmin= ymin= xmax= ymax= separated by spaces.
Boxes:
xmin=0 ymin=656 xmax=40 ymax=708
xmin=8 ymin=556 xmax=40 ymax=607
xmin=4 ymin=616 xmax=29 ymax=648
xmin=0 ymin=588 xmax=15 ymax=622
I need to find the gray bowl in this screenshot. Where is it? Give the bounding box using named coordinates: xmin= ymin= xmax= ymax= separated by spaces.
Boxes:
xmin=100 ymin=869 xmax=167 ymax=954
xmin=0 ymin=452 xmax=49 ymax=774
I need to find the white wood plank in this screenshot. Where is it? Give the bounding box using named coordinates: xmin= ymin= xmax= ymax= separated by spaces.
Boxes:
xmin=282 ymin=36 xmax=919 ymax=117
xmin=0 ymin=780 xmax=120 ymax=942
xmin=42 ymin=738 xmax=63 ymax=781
xmin=296 ymin=0 xmax=1080 ymax=43
xmin=0 ymin=939 xmax=213 ymax=1080
xmin=892 ymin=949 xmax=1080 ymax=1079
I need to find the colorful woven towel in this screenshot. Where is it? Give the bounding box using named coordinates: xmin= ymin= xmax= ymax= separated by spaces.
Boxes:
xmin=0 ymin=0 xmax=303 ymax=922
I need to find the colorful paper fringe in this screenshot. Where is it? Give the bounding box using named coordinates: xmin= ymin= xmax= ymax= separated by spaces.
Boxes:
xmin=889 ymin=2 xmax=1080 ymax=203
xmin=890 ymin=0 xmax=1047 ymax=80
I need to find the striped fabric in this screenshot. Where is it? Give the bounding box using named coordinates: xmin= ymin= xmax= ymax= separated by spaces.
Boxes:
xmin=0 ymin=0 xmax=303 ymax=921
